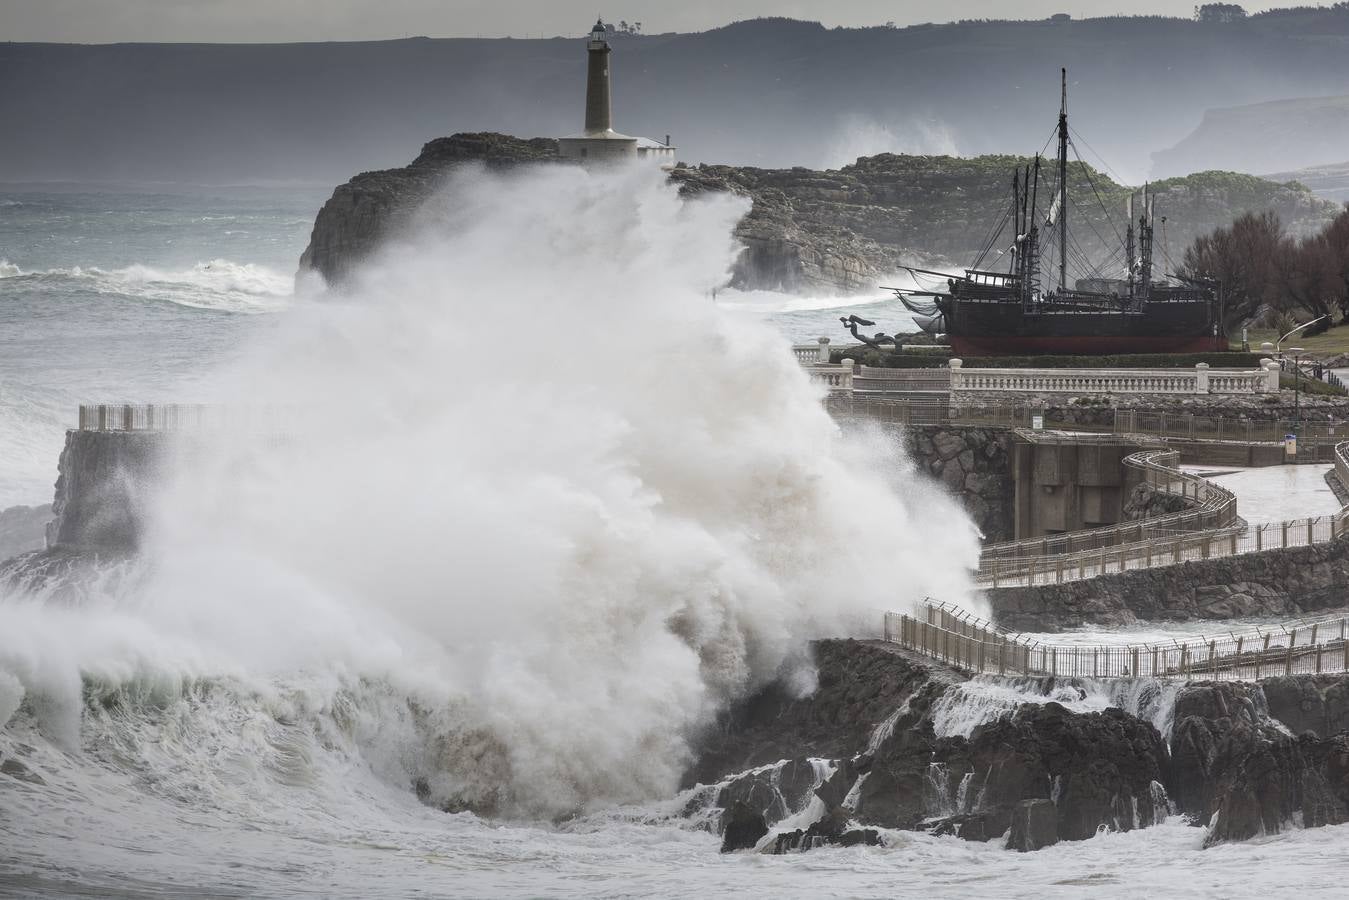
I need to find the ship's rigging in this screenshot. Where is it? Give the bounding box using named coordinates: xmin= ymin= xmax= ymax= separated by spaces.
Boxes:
xmin=884 ymin=68 xmax=1219 ymax=355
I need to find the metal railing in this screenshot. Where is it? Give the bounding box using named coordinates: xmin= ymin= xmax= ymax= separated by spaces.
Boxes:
xmin=76 ymin=403 xmax=291 ymax=433
xmin=885 ymin=599 xmax=1349 ymax=680
xmin=1336 ymin=441 xmax=1349 ymax=493
xmin=979 ymin=449 xmax=1237 ymax=564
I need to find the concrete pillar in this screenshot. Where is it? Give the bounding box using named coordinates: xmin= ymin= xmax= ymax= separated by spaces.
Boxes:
xmin=817 ymin=336 xmax=831 ymax=364
xmin=1262 ymin=359 xmax=1280 ymax=392
xmin=1260 ymin=341 xmax=1275 ymax=355
xmin=839 ymin=359 xmax=855 ymax=393
xmin=1195 ymin=362 xmax=1210 ymax=394
xmin=949 ymin=357 xmax=963 ymax=392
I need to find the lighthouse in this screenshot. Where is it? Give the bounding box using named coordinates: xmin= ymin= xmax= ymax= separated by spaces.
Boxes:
xmin=558 ymin=19 xmax=677 ymax=166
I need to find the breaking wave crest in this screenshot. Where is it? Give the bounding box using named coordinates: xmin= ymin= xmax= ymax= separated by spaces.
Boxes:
xmin=0 ymin=257 xmax=291 ymax=312
xmin=0 ymin=163 xmax=981 ymax=831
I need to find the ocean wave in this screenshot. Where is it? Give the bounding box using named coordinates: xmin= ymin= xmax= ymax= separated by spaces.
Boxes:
xmin=0 ymin=257 xmax=292 ymax=313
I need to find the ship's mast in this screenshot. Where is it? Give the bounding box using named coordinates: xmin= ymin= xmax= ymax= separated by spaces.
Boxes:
xmin=1057 ymin=67 xmax=1068 ymax=294
xmin=1126 ymin=194 xmax=1135 ymax=301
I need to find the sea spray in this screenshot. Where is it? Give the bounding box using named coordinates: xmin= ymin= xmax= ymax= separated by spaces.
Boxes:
xmin=1 ymin=162 xmax=982 ymax=822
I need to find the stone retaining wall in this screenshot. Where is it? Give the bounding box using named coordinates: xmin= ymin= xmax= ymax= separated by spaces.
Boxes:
xmin=988 ymin=536 xmax=1349 ymax=631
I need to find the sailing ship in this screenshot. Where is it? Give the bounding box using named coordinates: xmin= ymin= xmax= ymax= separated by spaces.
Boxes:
xmin=889 ymin=70 xmax=1221 ymax=356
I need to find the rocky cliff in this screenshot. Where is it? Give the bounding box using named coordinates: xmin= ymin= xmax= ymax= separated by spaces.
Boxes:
xmin=299 ymin=134 xmax=1342 ymax=295
xmin=688 ymin=638 xmax=1349 ymax=854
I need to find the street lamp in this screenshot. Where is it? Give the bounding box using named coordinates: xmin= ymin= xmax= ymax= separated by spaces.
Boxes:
xmin=1289 ymin=347 xmax=1304 ymax=423
xmin=1276 ymin=315 xmax=1329 ymax=356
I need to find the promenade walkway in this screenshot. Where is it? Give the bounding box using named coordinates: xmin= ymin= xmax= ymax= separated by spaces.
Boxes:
xmin=885 ymin=599 xmax=1349 ymax=680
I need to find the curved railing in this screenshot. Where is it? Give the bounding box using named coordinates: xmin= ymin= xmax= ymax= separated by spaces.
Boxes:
xmin=885 ymin=599 xmax=1349 ymax=680
xmin=979 ymin=448 xmax=1238 ymax=564
xmin=1335 ymin=441 xmax=1349 ymax=493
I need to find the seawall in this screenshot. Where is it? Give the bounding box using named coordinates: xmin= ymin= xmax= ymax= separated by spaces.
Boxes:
xmin=988 ymin=536 xmax=1349 ymax=631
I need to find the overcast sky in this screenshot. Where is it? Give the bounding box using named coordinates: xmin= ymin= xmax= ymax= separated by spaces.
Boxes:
xmin=2 ymin=0 xmax=1254 ymax=42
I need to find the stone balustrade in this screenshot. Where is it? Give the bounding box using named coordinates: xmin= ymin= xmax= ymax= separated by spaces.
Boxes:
xmin=806 ymin=361 xmax=854 ymax=392
xmin=791 ymin=337 xmax=832 ymax=365
xmin=948 ymin=358 xmax=1279 ymax=395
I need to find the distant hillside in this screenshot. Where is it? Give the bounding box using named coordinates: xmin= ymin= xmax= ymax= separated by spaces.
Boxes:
xmin=301 ymin=133 xmax=1340 ymax=295
xmin=1153 ymin=95 xmax=1349 ymax=178
xmin=8 ymin=9 xmax=1349 ymax=184
xmin=1264 ymin=160 xmax=1349 ymax=204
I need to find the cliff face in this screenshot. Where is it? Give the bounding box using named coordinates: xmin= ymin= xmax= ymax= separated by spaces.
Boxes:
xmin=300 ymin=133 xmax=562 ymax=286
xmin=47 ymin=431 xmax=164 ymax=553
xmin=300 ymin=134 xmax=1341 ymax=295
xmin=689 ymin=638 xmax=1349 ymax=853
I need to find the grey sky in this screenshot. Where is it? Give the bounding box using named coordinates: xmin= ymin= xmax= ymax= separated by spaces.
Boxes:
xmin=3 ymin=0 xmax=1245 ymax=42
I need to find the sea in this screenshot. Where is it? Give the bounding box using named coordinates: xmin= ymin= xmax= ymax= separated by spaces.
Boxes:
xmin=1 ymin=174 xmax=1342 ymax=899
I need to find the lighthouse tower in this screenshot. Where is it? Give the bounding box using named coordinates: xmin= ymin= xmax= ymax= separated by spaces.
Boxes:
xmin=558 ymin=19 xmax=676 ymax=166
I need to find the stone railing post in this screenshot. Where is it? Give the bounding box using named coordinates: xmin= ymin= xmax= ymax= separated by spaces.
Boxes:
xmin=1195 ymin=362 xmax=1210 ymax=395
xmin=949 ymin=357 xmax=963 ymax=392
xmin=1261 ymin=359 xmax=1280 ymax=393
xmin=817 ymin=336 xmax=831 ymax=364
xmin=839 ymin=358 xmax=854 ymax=394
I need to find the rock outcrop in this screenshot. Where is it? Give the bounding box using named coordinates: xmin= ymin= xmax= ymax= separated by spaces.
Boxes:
xmin=688 ymin=639 xmax=1349 ymax=854
xmin=300 ymin=133 xmax=562 ymax=286
xmin=299 ymin=133 xmax=1341 ymax=295
xmin=1169 ymin=681 xmax=1349 ymax=846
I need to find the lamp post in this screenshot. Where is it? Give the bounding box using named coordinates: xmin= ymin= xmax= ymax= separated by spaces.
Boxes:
xmin=1289 ymin=346 xmax=1304 ymax=424
xmin=1276 ymin=315 xmax=1329 ymax=356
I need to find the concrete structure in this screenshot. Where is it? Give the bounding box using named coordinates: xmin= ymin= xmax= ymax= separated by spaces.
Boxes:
xmin=557 ymin=20 xmax=677 ymax=166
xmin=1009 ymin=431 xmax=1153 ymax=539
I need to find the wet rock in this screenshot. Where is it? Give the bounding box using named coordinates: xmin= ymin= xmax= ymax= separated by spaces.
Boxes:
xmin=958 ymin=703 xmax=1169 ymax=841
xmin=1170 ymin=681 xmax=1349 ymax=846
xmin=768 ymin=808 xmax=883 ymax=854
xmin=684 ymin=640 xmax=950 ymax=789
xmin=927 ymin=812 xmax=998 ymax=842
xmin=720 ymin=801 xmax=768 ymax=853
xmin=1007 ymin=799 xmax=1058 ymax=851
xmin=715 ymin=757 xmax=822 ymax=825
xmin=1262 ymin=676 xmax=1349 ymax=738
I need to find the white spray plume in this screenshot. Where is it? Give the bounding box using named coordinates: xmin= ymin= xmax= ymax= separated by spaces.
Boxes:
xmin=1 ymin=163 xmax=980 ymax=819
xmin=824 ymin=113 xmax=961 ymax=169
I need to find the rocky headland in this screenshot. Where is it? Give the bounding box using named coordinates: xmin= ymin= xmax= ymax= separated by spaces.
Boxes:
xmin=299 ymin=133 xmax=1341 ymax=295
xmin=687 ymin=638 xmax=1349 ymax=854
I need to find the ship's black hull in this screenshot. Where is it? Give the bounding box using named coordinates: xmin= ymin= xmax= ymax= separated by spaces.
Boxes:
xmin=942 ymin=299 xmax=1220 ymax=357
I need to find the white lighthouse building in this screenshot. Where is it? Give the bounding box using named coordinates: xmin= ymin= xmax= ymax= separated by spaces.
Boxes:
xmin=558 ymin=19 xmax=676 ymax=165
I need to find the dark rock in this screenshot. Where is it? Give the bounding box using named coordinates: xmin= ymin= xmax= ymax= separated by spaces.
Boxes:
xmin=927 ymin=813 xmax=997 ymax=842
xmin=719 ymin=801 xmax=768 ymax=853
xmin=715 ymin=757 xmax=822 ymax=825
xmin=684 ymin=640 xmax=953 ymax=789
xmin=768 ymin=807 xmax=851 ymax=854
xmin=1007 ymin=799 xmax=1059 ymax=851
xmin=1263 ymin=676 xmax=1349 ymax=738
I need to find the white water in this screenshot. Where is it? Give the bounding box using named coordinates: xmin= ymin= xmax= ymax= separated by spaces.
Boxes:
xmin=0 ymin=257 xmax=292 ymax=313
xmin=5 ymin=165 xmax=1347 ymax=897
xmin=1 ymin=163 xmax=990 ymax=893
xmin=931 ymin=676 xmax=1182 ymax=741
